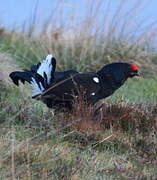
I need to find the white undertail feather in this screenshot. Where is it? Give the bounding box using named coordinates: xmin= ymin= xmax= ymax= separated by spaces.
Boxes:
xmin=31 ymin=77 xmax=45 ymax=97
xmin=30 ymin=54 xmax=55 ymax=97
xmin=37 ymin=54 xmax=53 ymax=84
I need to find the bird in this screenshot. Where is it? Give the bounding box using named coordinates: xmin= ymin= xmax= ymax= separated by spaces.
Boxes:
xmin=9 ymin=54 xmax=140 ymax=110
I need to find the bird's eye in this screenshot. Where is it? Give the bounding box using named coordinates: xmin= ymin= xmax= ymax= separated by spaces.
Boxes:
xmin=128 ymin=69 xmax=139 ymax=77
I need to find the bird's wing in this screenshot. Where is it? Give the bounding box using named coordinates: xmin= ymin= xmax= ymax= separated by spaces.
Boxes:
xmin=40 ymin=72 xmax=101 ymax=102
xmin=54 ymin=70 xmax=78 ymax=82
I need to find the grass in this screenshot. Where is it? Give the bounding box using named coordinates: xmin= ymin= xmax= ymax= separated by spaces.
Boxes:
xmin=0 ymin=75 xmax=157 ymax=179
xmin=0 ymin=0 xmax=157 ymax=179
xmin=107 ymin=77 xmax=157 ymax=103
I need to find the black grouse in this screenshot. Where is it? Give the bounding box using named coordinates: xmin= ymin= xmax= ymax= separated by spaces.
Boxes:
xmin=9 ymin=54 xmax=139 ymax=110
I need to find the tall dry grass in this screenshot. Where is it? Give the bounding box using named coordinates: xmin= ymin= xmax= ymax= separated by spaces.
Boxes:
xmin=0 ymin=0 xmax=157 ymax=73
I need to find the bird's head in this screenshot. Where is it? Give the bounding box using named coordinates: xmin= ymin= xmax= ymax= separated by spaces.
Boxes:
xmin=127 ymin=63 xmax=140 ymax=78
xmin=97 ymin=62 xmax=140 ymax=87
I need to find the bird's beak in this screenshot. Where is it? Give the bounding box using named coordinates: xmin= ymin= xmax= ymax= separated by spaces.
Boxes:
xmin=135 ymin=70 xmax=140 ymax=76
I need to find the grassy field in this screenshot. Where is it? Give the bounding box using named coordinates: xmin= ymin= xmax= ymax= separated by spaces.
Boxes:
xmin=0 ymin=1 xmax=157 ymax=179
xmin=0 ymin=73 xmax=157 ymax=179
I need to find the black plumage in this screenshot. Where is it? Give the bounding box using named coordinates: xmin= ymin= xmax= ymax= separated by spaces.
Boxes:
xmin=9 ymin=55 xmax=139 ymax=110
xmin=41 ymin=63 xmax=139 ymax=109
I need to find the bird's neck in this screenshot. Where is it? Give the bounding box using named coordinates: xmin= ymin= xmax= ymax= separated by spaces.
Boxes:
xmin=97 ymin=71 xmax=125 ymax=90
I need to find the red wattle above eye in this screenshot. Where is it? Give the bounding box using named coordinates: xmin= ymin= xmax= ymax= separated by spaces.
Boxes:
xmin=129 ymin=64 xmax=139 ymax=70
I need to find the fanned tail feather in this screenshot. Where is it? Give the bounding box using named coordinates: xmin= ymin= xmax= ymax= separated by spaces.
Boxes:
xmin=9 ymin=54 xmax=56 ymax=98
xmin=37 ymin=54 xmax=56 ymax=85
xmin=9 ymin=71 xmax=33 ymax=85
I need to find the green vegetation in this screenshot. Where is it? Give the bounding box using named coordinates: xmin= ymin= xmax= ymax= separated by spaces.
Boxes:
xmin=0 ymin=1 xmax=157 ymax=179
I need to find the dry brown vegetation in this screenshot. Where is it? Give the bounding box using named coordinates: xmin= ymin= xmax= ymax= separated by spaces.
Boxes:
xmin=0 ymin=96 xmax=157 ymax=179
xmin=55 ymin=98 xmax=157 ymax=140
